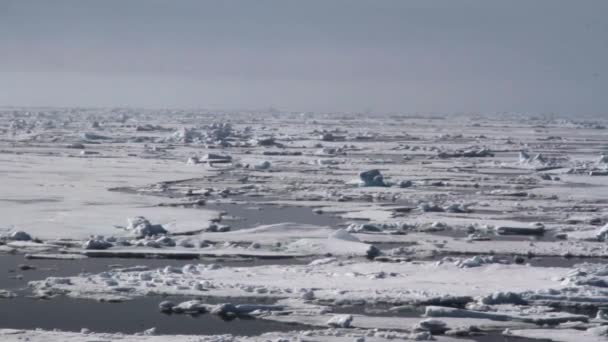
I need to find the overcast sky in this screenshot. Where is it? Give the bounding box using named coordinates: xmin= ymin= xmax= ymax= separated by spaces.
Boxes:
xmin=1 ymin=0 xmax=607 ymax=115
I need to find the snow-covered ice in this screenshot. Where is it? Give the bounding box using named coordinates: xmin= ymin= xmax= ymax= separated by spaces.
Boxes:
xmin=1 ymin=108 xmax=608 ymax=340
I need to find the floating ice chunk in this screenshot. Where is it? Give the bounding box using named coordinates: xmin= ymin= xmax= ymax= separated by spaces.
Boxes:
xmin=399 ymin=180 xmax=413 ymax=188
xmin=345 ymin=223 xmax=382 ymax=233
xmin=176 ymin=238 xmax=195 ymax=248
xmin=182 ymin=264 xmax=198 ymax=274
xmin=162 ymin=266 xmax=182 ymax=274
xmin=8 ymin=230 xmax=32 ymax=241
xmin=45 ymin=277 xmax=72 ymax=286
xmin=254 ymin=160 xmax=272 ymax=170
xmin=233 ymin=304 xmax=283 ymax=314
xmin=80 ymin=132 xmax=109 ymax=140
xmin=523 ymin=152 xmax=549 ymax=165
xmin=596 ymin=224 xmax=608 ymax=241
xmin=158 ymin=300 xmax=175 ymax=312
xmin=414 ymin=318 xmax=448 ymax=334
xmin=462 ymin=148 xmax=493 ymax=157
xmin=135 ymin=124 xmax=170 ymax=132
xmin=300 ymin=289 xmax=315 ymax=300
xmin=315 ymin=147 xmax=345 ymax=156
xmin=316 ymin=159 xmax=342 ymax=166
xmin=0 ymin=290 xmax=16 ymax=298
xmin=142 ymin=327 xmax=157 ymax=336
xmin=455 ymin=256 xmax=491 ymax=268
xmin=418 ymin=202 xmax=444 ymax=212
xmin=519 ymin=151 xmax=532 ymax=164
xmin=320 ymin=133 xmax=335 ymax=141
xmin=186 ymin=157 xmax=200 ymax=165
xmin=210 ymin=303 xmax=238 ymax=316
xmin=155 ymin=236 xmax=175 ymax=247
xmin=207 ymin=122 xmax=234 ymax=140
xmin=139 ymin=240 xmax=161 ymax=248
xmin=444 ymin=203 xmax=471 ymax=213
xmin=480 ymin=291 xmax=526 ymax=305
xmin=170 ymin=127 xmax=202 ymax=143
xmin=127 ymin=217 xmax=150 ymax=230
xmin=126 ymin=217 xmax=167 ymax=238
xmin=205 ymin=263 xmax=222 ymax=270
xmin=172 ymin=300 xmax=206 ymax=313
xmin=358 ymin=169 xmax=388 ymax=187
xmin=407 ymin=331 xmax=434 ymax=340
xmin=437 ymin=148 xmax=494 ymax=158
xmin=83 ymin=237 xmax=113 ymax=250
xmin=329 ymin=229 xmax=360 ymax=242
xmin=252 ymin=137 xmax=276 ymax=146
xmin=519 ymin=151 xmax=566 ymax=168
xmin=205 ymin=224 xmax=231 ymax=232
xmin=327 ymin=314 xmax=353 ymax=328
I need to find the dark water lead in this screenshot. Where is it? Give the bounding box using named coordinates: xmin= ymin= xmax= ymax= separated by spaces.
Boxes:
xmin=0 ymin=296 xmax=307 ymax=336
xmin=208 ymin=202 xmax=345 ymax=230
xmin=526 ymin=255 xmax=608 ymax=268
xmin=467 ymin=331 xmax=552 ymax=342
xmin=0 ymin=253 xmax=314 ymax=336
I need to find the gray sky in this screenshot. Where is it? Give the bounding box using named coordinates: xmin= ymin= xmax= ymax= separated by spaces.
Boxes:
xmin=1 ymin=0 xmax=607 ymax=115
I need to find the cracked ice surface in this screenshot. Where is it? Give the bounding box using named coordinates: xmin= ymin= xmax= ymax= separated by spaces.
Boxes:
xmin=2 ymin=108 xmax=608 ymax=341
xmin=29 ymin=260 xmax=568 ymax=304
